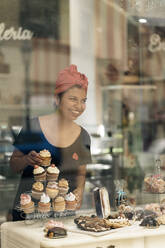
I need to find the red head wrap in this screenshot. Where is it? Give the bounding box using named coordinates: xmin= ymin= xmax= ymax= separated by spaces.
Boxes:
xmin=55 ymin=64 xmax=88 ymax=95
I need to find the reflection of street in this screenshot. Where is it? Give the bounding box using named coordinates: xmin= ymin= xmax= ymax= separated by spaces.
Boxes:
xmin=148 ymin=138 xmax=165 ymax=155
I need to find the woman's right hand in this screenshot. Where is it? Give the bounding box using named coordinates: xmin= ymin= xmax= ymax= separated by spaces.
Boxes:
xmin=24 ymin=150 xmax=42 ymax=166
xmin=10 ymin=149 xmax=42 ymax=173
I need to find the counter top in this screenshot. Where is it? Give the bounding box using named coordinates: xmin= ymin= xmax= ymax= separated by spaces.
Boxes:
xmin=1 ymin=216 xmax=165 ymax=248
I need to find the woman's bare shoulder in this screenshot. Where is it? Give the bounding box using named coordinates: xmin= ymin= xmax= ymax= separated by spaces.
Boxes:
xmin=39 ymin=114 xmax=54 ymax=124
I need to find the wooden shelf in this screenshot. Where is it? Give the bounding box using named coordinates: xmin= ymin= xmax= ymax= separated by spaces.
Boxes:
xmin=101 ymin=85 xmax=157 ymax=90
xmin=123 ymin=75 xmax=139 ymax=83
xmin=0 ymin=104 xmax=26 ymax=110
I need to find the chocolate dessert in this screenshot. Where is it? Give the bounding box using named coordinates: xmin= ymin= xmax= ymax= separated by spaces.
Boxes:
xmin=93 ymin=187 xmax=111 ymax=218
xmin=74 ymin=215 xmax=130 ymax=232
xmin=140 ymin=216 xmax=160 ymax=228
xmin=46 ymin=227 xmax=67 ymax=238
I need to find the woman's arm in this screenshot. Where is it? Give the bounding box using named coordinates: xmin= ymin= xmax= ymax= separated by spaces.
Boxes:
xmin=10 ymin=149 xmax=42 ymax=173
xmin=73 ymin=164 xmax=86 ymax=209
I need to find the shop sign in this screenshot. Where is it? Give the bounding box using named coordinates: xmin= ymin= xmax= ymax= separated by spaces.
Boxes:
xmin=0 ymin=23 xmax=33 ymax=40
xmin=148 ymin=33 xmax=165 ymax=53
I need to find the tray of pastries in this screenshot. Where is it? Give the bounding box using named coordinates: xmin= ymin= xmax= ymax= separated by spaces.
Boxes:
xmin=65 ymin=215 xmax=132 ymax=237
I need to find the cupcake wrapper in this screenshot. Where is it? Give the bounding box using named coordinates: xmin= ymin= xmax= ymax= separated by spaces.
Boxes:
xmin=53 ymin=202 xmax=65 ymax=212
xmin=41 ymin=158 xmax=51 ymax=167
xmin=34 ymin=173 xmax=46 ymax=182
xmin=21 ymin=202 xmax=35 ymax=214
xmin=32 ymin=190 xmax=43 ymax=200
xmin=46 ymin=188 xmax=59 ymax=199
xmin=59 ymin=187 xmax=69 ymax=195
xmin=47 ymin=174 xmax=59 ymax=181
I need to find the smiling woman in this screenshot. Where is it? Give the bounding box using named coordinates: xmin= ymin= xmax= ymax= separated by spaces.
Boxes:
xmin=10 ymin=65 xmax=92 ymax=221
xmin=56 ymin=86 xmax=87 ymax=121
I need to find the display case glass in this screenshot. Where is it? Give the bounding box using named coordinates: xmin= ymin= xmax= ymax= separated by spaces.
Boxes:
xmin=0 ymin=1 xmax=165 ymax=222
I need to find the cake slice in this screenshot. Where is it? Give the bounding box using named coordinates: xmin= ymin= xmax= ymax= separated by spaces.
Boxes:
xmin=93 ymin=187 xmax=111 ymax=218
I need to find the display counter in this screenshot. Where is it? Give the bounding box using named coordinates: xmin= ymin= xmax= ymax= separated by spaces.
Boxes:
xmin=1 ymin=213 xmax=165 ymax=248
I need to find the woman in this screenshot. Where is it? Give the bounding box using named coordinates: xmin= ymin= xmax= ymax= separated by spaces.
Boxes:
xmin=10 ymin=64 xmax=92 ymax=221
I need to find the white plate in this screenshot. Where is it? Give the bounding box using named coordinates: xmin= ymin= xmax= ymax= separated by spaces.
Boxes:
xmin=66 ymin=224 xmax=134 ymax=237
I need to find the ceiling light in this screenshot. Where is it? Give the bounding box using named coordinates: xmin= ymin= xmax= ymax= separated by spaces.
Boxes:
xmin=139 ymin=18 xmax=147 ymax=23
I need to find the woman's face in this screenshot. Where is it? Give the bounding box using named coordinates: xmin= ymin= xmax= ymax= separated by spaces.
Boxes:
xmin=57 ymin=86 xmax=87 ymax=121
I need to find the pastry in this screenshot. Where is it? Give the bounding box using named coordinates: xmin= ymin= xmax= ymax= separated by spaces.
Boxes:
xmin=32 ymin=181 xmax=44 ymax=200
xmin=53 ymin=196 xmax=65 ymax=212
xmin=134 ymin=208 xmax=144 ymax=221
xmin=46 ymin=181 xmax=59 ymax=199
xmin=93 ymin=187 xmax=111 ymax=218
xmin=44 ymin=220 xmax=65 ymax=232
xmin=46 ymin=227 xmax=67 ymax=239
xmin=140 ymin=216 xmax=160 ymax=228
xmin=74 ymin=215 xmax=100 ymax=224
xmin=75 ymin=215 xmax=110 ymax=232
xmin=74 ymin=215 xmax=130 ymax=232
xmin=58 ymin=178 xmax=69 ymax=195
xmin=157 ymin=214 xmax=165 ymax=225
xmin=38 ymin=193 xmax=51 ymax=213
xmin=46 ymin=164 xmax=59 ymax=181
xmin=119 ymin=204 xmax=135 ymax=220
xmin=33 ymin=165 xmax=46 ymax=181
xmin=65 ymin=192 xmax=77 ymax=210
xmin=105 ymin=218 xmax=131 ymax=228
xmin=145 ymin=203 xmax=162 ymax=217
xmin=20 ymin=193 xmax=35 ymax=214
xmin=144 ymin=175 xmax=165 ymax=193
xmin=39 ymin=149 xmax=51 ymax=167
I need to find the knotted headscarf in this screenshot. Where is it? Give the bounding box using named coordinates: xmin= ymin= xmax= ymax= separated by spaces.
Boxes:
xmin=55 ymin=64 xmax=88 ymax=95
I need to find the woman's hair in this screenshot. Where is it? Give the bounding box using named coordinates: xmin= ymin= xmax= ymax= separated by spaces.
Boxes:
xmin=55 ymin=64 xmax=88 ymax=95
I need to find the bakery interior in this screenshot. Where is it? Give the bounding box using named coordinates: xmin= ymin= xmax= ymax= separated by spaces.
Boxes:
xmin=1 ymin=0 xmax=165 ymax=247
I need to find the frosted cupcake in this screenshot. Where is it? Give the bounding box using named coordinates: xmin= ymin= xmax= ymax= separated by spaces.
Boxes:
xmin=58 ymin=178 xmax=69 ymax=196
xmin=65 ymin=192 xmax=77 ymax=211
xmin=32 ymin=181 xmax=44 ymax=200
xmin=46 ymin=181 xmax=59 ymax=199
xmin=38 ymin=193 xmax=51 ymax=213
xmin=39 ymin=149 xmax=51 ymax=167
xmin=20 ymin=194 xmax=35 ymax=214
xmin=33 ymin=165 xmax=46 ymax=181
xmin=53 ymin=196 xmax=65 ymax=212
xmin=46 ymin=164 xmax=59 ymax=181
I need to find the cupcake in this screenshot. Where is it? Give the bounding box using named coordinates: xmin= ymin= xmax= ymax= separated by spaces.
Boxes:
xmin=53 ymin=196 xmax=65 ymax=212
xmin=32 ymin=181 xmax=44 ymax=200
xmin=33 ymin=165 xmax=46 ymax=181
xmin=46 ymin=164 xmax=59 ymax=181
xmin=38 ymin=193 xmax=51 ymax=213
xmin=46 ymin=181 xmax=59 ymax=199
xmin=65 ymin=192 xmax=77 ymax=211
xmin=20 ymin=193 xmax=35 ymax=214
xmin=58 ymin=178 xmax=69 ymax=196
xmin=39 ymin=149 xmax=51 ymax=167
